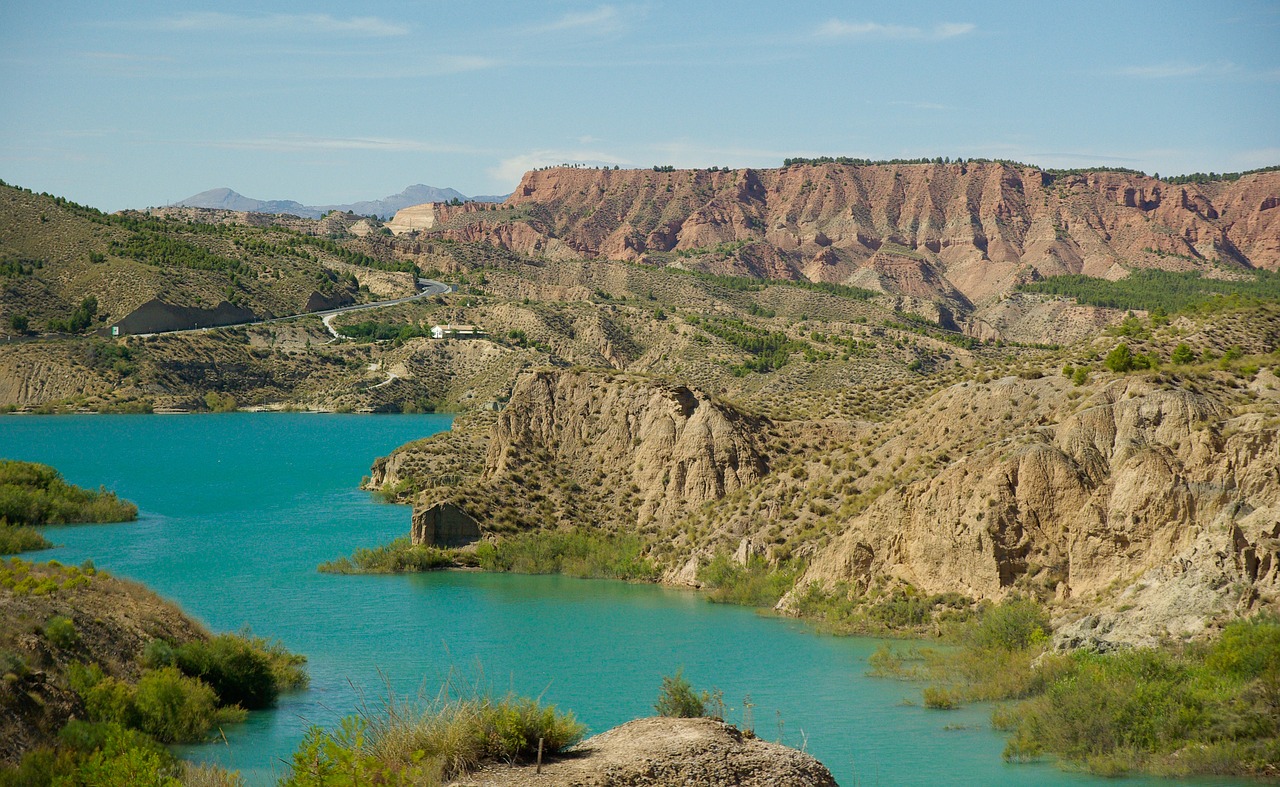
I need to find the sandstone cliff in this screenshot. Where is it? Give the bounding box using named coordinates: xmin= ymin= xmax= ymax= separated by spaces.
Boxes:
xmin=410 ymin=164 xmax=1280 ymax=306
xmin=782 ymin=372 xmax=1280 ymax=649
xmin=381 ymin=369 xmax=770 ymax=540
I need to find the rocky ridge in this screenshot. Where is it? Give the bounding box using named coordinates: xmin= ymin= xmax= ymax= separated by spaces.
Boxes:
xmin=399 ymin=163 xmax=1280 ymax=306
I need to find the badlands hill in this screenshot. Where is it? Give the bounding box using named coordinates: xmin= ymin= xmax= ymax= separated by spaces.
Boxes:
xmin=400 ymin=162 xmax=1280 ymax=307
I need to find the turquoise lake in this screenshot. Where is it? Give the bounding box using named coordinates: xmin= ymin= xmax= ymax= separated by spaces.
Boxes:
xmin=0 ymin=414 xmax=1240 ymax=786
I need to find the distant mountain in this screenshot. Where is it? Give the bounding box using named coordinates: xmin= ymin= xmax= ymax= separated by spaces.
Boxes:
xmin=171 ymin=184 xmax=506 ymax=219
xmin=174 ymin=188 xmax=315 ymax=216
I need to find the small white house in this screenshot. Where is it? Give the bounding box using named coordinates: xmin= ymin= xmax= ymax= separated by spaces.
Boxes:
xmin=431 ymin=324 xmax=483 ymax=340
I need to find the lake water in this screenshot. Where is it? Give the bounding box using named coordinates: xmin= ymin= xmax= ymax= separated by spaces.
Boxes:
xmin=1 ymin=414 xmax=1235 ymax=786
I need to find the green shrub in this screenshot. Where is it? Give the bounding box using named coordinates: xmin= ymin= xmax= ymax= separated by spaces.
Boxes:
xmin=967 ymin=598 xmax=1050 ymax=652
xmin=0 ymin=721 xmax=183 ymax=787
xmin=141 ymin=638 xmax=175 ymax=669
xmin=42 ymin=615 xmax=79 ymax=649
xmin=655 ymin=669 xmax=714 ymax=718
xmin=1105 ymin=343 xmax=1135 ymax=372
xmin=1171 ymin=343 xmax=1195 ymax=365
xmin=69 ymin=663 xmax=139 ymax=729
xmin=965 ymin=614 xmax=1280 ymax=776
xmin=697 ymin=553 xmax=802 ymax=607
xmin=476 ymin=529 xmax=659 ymax=581
xmin=0 ymin=460 xmax=137 ymax=526
xmin=132 ymin=667 xmax=228 ymax=743
xmin=923 ymin=686 xmax=960 ymax=709
xmin=319 ymin=537 xmax=454 ymax=574
xmin=203 ymin=391 xmax=238 ymax=412
xmin=0 ymin=525 xmax=51 ymax=554
xmin=175 ymin=636 xmax=271 ymax=709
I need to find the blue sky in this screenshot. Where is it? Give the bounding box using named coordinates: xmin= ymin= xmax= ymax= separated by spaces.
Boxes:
xmin=2 ymin=1 xmax=1277 ymax=211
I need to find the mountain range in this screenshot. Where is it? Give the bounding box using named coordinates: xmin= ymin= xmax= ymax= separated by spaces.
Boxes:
xmin=171 ymin=184 xmax=507 ymax=219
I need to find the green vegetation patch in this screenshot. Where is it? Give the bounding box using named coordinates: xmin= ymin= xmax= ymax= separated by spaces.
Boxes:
xmin=0 ymin=557 xmax=96 ymax=594
xmin=686 ymin=314 xmax=807 ymax=374
xmin=654 ymin=669 xmax=724 ymax=720
xmin=789 ymin=581 xmax=976 ymax=635
xmin=318 ymin=537 xmax=456 ymax=574
xmin=994 ymin=616 xmax=1280 ymax=776
xmin=697 ymin=553 xmax=804 ymax=607
xmin=0 ymin=460 xmax=138 ymax=530
xmin=283 ymin=690 xmax=584 ymax=785
xmin=871 ymin=600 xmax=1280 ymax=778
xmin=0 ymin=526 xmax=51 ymax=555
xmin=0 ymin=720 xmax=194 ymax=786
xmin=337 ymin=320 xmax=431 ymax=343
xmin=654 ymin=263 xmax=878 ymax=301
xmin=1019 ymin=269 xmax=1280 ymax=314
xmin=110 ymin=230 xmax=248 ymax=275
xmin=476 ymin=528 xmax=659 ymax=581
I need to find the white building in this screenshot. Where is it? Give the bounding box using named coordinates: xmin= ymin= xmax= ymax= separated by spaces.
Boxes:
xmin=431 ymin=324 xmax=483 ymax=339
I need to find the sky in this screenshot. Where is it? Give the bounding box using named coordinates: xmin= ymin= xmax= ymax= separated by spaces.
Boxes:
xmin=1 ymin=1 xmax=1278 ymax=212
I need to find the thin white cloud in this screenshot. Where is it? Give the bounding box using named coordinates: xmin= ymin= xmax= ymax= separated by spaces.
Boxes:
xmin=489 ymin=149 xmax=631 ymax=184
xmin=81 ymin=51 xmax=175 ymax=63
xmin=890 ymin=100 xmax=949 ymax=111
xmin=432 ymin=55 xmax=502 ymax=73
xmin=209 ymin=135 xmax=477 ymax=155
xmin=530 ymin=6 xmax=626 ymax=35
xmin=143 ymin=12 xmax=409 ymax=38
xmin=1117 ymin=61 xmax=1239 ymax=79
xmin=815 ymin=20 xmax=975 ymax=41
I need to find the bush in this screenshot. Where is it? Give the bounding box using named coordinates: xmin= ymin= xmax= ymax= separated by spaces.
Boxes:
xmin=1171 ymin=343 xmax=1195 ymax=365
xmin=319 ymin=537 xmax=454 ymax=574
xmin=132 ymin=667 xmax=228 ymax=743
xmin=655 ymin=669 xmax=711 ymax=718
xmin=0 ymin=721 xmax=184 ymax=787
xmin=0 ymin=525 xmax=52 ymax=554
xmin=0 ymin=460 xmax=137 ymax=526
xmin=1104 ymin=343 xmax=1135 ymax=372
xmin=174 ymin=634 xmax=299 ymax=710
xmin=204 ymin=392 xmax=238 ymax=412
xmin=923 ymin=686 xmax=960 ymax=709
xmin=475 ymin=529 xmax=660 ymax=581
xmin=43 ymin=615 xmax=80 ymax=649
xmin=967 ymin=598 xmax=1050 ymax=652
xmin=987 ymin=615 xmax=1280 ymax=776
xmin=697 ymin=553 xmax=802 ymax=607
xmin=68 ymin=663 xmax=237 ymax=743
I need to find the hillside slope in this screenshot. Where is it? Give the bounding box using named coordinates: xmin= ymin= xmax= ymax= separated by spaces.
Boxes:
xmin=0 ymin=182 xmax=426 ymax=338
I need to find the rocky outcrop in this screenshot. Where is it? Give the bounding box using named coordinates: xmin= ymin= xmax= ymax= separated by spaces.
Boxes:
xmin=414 ymin=164 xmax=1280 ymax=306
xmin=786 ymin=376 xmax=1280 ymax=648
xmin=457 ymin=717 xmax=837 ymax=787
xmin=486 ymin=370 xmax=769 ymax=527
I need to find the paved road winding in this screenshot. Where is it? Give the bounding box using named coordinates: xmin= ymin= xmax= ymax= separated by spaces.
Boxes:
xmin=133 ymin=279 xmax=452 ymax=338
